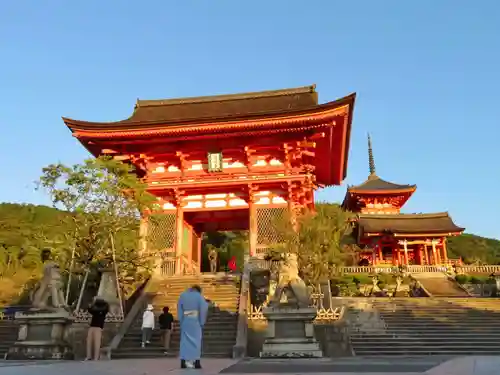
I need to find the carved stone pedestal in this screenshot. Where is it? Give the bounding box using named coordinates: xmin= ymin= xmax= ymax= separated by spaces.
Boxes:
xmin=260 ymin=306 xmax=322 ymax=358
xmin=5 ymin=309 xmax=74 ymax=360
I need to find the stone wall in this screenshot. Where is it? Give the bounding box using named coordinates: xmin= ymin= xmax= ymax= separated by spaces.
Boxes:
xmin=342 ymin=299 xmax=387 ymax=335
xmin=67 ymin=322 xmax=120 ymax=359
xmin=461 ymin=283 xmax=495 ymax=297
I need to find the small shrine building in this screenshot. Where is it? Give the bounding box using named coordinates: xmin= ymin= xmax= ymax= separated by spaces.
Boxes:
xmin=343 ymin=135 xmax=465 ymax=266
xmin=63 ymin=85 xmax=356 ymax=274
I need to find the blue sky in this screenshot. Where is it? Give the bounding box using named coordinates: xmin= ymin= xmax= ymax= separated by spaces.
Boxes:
xmin=0 ymin=1 xmax=499 ymax=239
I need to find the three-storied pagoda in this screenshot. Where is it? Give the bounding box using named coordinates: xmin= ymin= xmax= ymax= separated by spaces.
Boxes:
xmin=343 ymin=135 xmax=464 ymax=266
xmin=63 ymin=85 xmax=356 ymax=274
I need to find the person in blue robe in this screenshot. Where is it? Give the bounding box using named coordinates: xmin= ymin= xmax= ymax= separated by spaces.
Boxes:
xmin=177 ymin=285 xmax=209 ymax=369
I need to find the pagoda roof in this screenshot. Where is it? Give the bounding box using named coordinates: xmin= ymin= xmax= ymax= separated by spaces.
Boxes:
xmin=63 ymin=85 xmax=323 ymax=129
xmin=347 ymin=174 xmax=417 ymax=194
xmin=358 ymin=212 xmax=465 ymax=236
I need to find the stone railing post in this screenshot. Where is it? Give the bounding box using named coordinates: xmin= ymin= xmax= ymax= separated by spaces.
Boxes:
xmin=233 ymin=260 xmax=253 ymax=358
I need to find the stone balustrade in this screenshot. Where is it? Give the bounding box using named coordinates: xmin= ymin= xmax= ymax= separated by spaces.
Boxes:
xmin=457 ymin=265 xmax=500 ymax=274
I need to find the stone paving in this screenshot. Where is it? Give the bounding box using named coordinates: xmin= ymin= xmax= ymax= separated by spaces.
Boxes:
xmin=0 ymin=356 xmax=498 ymax=375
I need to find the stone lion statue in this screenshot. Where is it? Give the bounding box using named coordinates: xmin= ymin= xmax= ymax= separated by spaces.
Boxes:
xmin=269 ymin=253 xmax=310 ymax=308
xmin=31 ymin=249 xmax=66 ymax=310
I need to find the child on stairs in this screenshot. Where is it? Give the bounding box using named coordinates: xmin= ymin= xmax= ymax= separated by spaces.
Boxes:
xmin=141 ymin=304 xmax=155 ymax=348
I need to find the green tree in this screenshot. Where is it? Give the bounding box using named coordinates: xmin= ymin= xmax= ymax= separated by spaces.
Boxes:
xmin=448 ymin=233 xmax=500 ymax=264
xmin=271 ymin=203 xmax=356 ymax=284
xmin=37 ymin=156 xmax=157 ymax=303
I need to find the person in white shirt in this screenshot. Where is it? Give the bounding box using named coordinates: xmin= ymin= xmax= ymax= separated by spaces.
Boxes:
xmin=141 ymin=304 xmax=155 ymax=347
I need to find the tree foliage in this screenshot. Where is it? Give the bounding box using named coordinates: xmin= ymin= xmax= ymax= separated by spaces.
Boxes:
xmin=448 ymin=233 xmax=500 ymax=265
xmin=37 ymin=156 xmax=157 ymax=299
xmin=271 ymin=203 xmax=357 ymax=284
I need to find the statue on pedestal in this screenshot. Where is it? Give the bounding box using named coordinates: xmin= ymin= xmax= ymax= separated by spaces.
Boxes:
xmin=269 ymin=253 xmax=310 ymax=308
xmin=31 ymin=249 xmax=67 ymax=310
xmin=6 ymin=249 xmax=74 ymax=360
xmin=260 ymin=253 xmax=322 ymax=358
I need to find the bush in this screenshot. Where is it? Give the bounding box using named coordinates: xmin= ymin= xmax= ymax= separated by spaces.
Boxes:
xmin=455 ymin=274 xmax=470 ymax=284
xmin=351 ymin=274 xmax=372 ymax=285
xmin=469 ymin=276 xmax=482 ymax=284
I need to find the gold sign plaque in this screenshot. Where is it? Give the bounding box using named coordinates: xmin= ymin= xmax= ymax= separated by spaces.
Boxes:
xmin=207 ymin=152 xmax=223 ymax=172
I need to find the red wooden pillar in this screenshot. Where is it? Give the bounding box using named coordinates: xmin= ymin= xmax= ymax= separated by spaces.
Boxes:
xmin=418 ymin=245 xmax=424 ymax=265
xmin=248 ymin=194 xmax=257 ymax=257
xmin=175 ymin=194 xmax=185 ymax=274
xmin=403 ymin=240 xmax=409 ymax=265
xmin=197 ymin=235 xmax=202 ymax=272
xmin=442 ymin=238 xmax=448 ymax=264
xmin=186 ymin=223 xmax=193 ymax=272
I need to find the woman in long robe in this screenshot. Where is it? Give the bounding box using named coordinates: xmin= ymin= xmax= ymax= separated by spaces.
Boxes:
xmin=177 ymin=285 xmax=209 ymax=369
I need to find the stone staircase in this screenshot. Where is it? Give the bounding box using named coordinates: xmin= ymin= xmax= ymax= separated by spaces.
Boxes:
xmin=112 ymin=274 xmax=240 ymax=359
xmin=0 ymin=320 xmax=17 ymax=358
xmin=413 ymin=273 xmax=469 ymax=297
xmin=350 ymin=298 xmax=500 ymax=356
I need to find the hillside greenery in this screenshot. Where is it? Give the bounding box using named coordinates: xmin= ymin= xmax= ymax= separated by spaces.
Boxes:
xmin=1 ymin=201 xmax=499 ymax=304
xmin=447 ymin=233 xmax=500 ymax=265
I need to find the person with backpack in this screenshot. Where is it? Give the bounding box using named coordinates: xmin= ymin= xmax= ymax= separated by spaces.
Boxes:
xmin=85 ymin=297 xmax=109 ymax=361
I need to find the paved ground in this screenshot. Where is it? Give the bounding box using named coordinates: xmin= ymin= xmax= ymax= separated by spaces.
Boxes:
xmin=0 ymin=356 xmax=498 ymax=375
xmin=220 ymin=357 xmax=446 ymax=373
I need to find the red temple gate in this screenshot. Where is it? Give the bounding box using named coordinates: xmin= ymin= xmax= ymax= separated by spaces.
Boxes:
xmin=63 ymin=85 xmax=356 ymax=274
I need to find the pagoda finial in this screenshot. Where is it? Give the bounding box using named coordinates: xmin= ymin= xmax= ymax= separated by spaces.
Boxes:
xmin=368 ymin=133 xmax=376 ymax=177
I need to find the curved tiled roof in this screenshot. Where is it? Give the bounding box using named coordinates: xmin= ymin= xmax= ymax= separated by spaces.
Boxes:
xmin=347 ymin=174 xmax=416 ymax=193
xmin=358 ymin=212 xmax=465 ymax=235
xmin=63 ymin=85 xmax=320 ymax=128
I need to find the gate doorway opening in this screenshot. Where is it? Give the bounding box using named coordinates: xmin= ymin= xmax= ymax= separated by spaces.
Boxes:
xmin=184 ymin=209 xmax=249 ymax=274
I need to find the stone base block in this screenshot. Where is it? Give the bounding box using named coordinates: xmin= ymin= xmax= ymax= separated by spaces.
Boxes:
xmin=5 ymin=341 xmax=74 ymax=360
xmin=5 ymin=309 xmax=74 ymax=360
xmin=260 ymin=306 xmax=323 ymax=358
xmin=260 ymin=341 xmax=323 ymax=358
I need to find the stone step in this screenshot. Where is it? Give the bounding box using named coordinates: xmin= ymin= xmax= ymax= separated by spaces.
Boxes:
xmin=353 ymin=348 xmax=500 ymax=356
xmin=130 ymin=315 xmax=238 ymax=326
xmin=376 ymin=312 xmax=500 ymax=317
xmin=122 ymin=331 xmax=237 ymax=341
xmin=352 ymin=332 xmax=500 ymax=338
xmin=351 ymin=336 xmax=500 ymax=348
xmin=377 ymin=310 xmax=500 ymax=313
xmin=116 ymin=278 xmax=240 ymax=359
xmin=374 ymin=308 xmax=500 ymax=312
xmin=376 ymin=322 xmax=500 ymax=327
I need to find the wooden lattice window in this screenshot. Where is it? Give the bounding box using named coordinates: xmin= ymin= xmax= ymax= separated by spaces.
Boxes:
xmin=256 ymin=207 xmax=287 ymax=247
xmin=147 ymin=213 xmax=176 ymax=255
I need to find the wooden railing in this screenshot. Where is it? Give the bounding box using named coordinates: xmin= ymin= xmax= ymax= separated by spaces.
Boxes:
xmin=160 ymin=254 xmax=201 ymax=277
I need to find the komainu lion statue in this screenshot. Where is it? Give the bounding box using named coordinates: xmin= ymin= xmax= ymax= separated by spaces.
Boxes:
xmin=30 ymin=250 xmax=67 ymax=310
xmin=269 ymin=253 xmax=310 ymax=308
